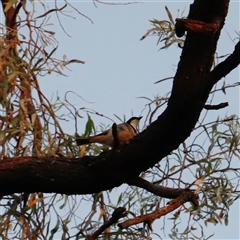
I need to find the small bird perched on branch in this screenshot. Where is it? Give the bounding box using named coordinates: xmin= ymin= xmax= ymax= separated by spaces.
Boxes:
xmin=76 ymin=116 xmax=142 ymax=147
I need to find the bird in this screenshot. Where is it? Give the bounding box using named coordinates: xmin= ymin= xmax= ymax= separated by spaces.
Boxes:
xmin=76 ymin=116 xmax=142 ymax=147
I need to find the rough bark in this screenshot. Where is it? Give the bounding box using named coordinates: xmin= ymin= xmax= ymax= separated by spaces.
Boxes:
xmin=0 ymin=0 xmax=239 ymax=196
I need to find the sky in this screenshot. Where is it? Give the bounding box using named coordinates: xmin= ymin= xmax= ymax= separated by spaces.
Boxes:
xmin=35 ymin=1 xmax=240 ymax=238
xmin=1 ymin=0 xmax=240 ymax=239
xmin=37 ymin=1 xmax=239 ymax=133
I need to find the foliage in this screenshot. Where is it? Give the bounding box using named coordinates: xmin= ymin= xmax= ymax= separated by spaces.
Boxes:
xmin=140 ymin=7 xmax=185 ymax=49
xmin=0 ymin=1 xmax=239 ymax=240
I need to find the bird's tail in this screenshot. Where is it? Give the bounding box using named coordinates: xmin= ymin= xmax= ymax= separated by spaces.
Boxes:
xmin=76 ymin=137 xmax=91 ymax=146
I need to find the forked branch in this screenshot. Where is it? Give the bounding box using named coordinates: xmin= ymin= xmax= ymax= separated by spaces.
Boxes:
xmin=208 ymin=41 xmax=240 ymax=86
xmin=86 ymin=207 xmax=127 ymax=240
xmin=118 ymin=190 xmax=198 ymax=229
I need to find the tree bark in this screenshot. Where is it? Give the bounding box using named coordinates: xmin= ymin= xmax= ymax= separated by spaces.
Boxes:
xmin=1 ymin=0 xmax=239 ymax=196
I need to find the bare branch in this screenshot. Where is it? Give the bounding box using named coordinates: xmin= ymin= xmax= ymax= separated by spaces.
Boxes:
xmin=127 ymin=177 xmax=186 ymax=199
xmin=208 ymin=41 xmax=240 ymax=85
xmin=204 ymin=102 xmax=229 ymax=110
xmin=86 ymin=207 xmax=127 ymax=240
xmin=118 ymin=191 xmax=198 ymax=229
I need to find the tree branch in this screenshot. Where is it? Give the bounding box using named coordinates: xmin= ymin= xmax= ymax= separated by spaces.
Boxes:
xmin=175 ymin=18 xmax=219 ymax=37
xmin=204 ymin=102 xmax=229 ymax=110
xmin=127 ymin=177 xmax=186 ymax=199
xmin=118 ymin=191 xmax=198 ymax=229
xmin=0 ymin=0 xmax=234 ymax=197
xmin=86 ymin=207 xmax=127 ymax=240
xmin=208 ymin=41 xmax=240 ymax=85
xmin=170 ymin=0 xmax=229 ymax=103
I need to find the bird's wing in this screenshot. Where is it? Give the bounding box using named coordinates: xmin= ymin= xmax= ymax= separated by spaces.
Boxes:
xmin=76 ymin=137 xmax=91 ymax=146
xmin=76 ymin=129 xmax=113 ymax=146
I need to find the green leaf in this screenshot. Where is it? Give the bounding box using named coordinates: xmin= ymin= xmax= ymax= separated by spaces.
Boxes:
xmin=117 ymin=193 xmax=123 ymax=205
xmin=224 ymin=215 xmax=229 ymax=226
xmin=59 ymin=195 xmax=68 ymax=210
xmin=0 ymin=131 xmax=5 ymax=140
xmin=205 ymin=217 xmax=218 ymax=225
xmin=84 ymin=114 xmax=95 ymax=136
xmin=49 ymin=218 xmax=60 ymax=240
xmin=4 ymin=0 xmax=18 ymax=12
xmin=63 ymin=59 xmax=85 ymax=66
xmin=154 ymin=76 xmax=173 ymax=84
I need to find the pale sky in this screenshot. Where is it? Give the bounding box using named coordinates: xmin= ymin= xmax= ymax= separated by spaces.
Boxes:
xmin=38 ymin=1 xmax=240 ymax=239
xmin=1 ymin=1 xmax=239 ymax=239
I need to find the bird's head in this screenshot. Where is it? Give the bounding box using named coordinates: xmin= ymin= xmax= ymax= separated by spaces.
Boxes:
xmin=126 ymin=116 xmax=142 ymax=131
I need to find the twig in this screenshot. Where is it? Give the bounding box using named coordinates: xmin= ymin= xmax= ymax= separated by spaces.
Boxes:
xmin=65 ymin=0 xmax=93 ymax=24
xmin=86 ymin=207 xmax=127 ymax=240
xmin=94 ymin=0 xmax=140 ymax=6
xmin=204 ymin=102 xmax=229 ymax=110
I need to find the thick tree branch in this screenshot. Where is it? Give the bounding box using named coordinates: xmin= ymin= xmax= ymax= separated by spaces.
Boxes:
xmin=1 ymin=0 xmax=22 ymax=33
xmin=171 ymin=0 xmax=229 ymax=103
xmin=0 ymin=97 xmax=203 ymax=195
xmin=0 ymin=0 xmax=234 ymax=196
xmin=118 ymin=190 xmax=198 ymax=229
xmin=175 ymin=18 xmax=219 ymax=37
xmin=127 ymin=177 xmax=186 ymax=199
